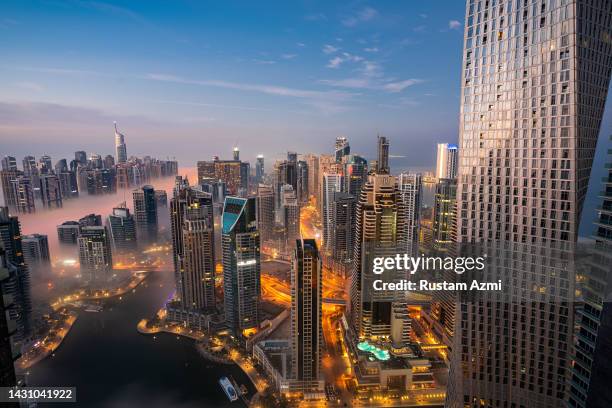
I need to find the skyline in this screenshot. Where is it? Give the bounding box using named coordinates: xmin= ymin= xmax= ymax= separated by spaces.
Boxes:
xmin=0 ymin=0 xmax=601 ymax=169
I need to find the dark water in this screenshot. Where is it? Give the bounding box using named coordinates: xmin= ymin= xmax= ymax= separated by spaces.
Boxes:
xmin=27 ymin=269 xmax=254 ymax=408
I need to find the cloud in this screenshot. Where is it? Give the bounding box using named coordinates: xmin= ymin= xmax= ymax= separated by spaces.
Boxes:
xmin=327 ymin=57 xmax=344 ymax=69
xmin=341 ymin=7 xmax=378 ymax=27
xmin=364 ymin=47 xmax=379 ymax=53
xmin=419 ymin=14 xmax=428 ymax=19
xmin=413 ymin=25 xmax=427 ymax=33
xmin=145 ymin=73 xmax=356 ymax=114
xmin=296 ymin=42 xmax=306 ymax=47
xmin=382 ymin=79 xmax=423 ymax=93
xmin=0 ymin=18 xmax=19 ymax=29
xmin=319 ymin=77 xmax=422 ymax=93
xmin=326 ymin=52 xmax=363 ymax=69
xmin=322 ymin=44 xmax=339 ymax=54
xmin=281 ymin=53 xmax=297 ymax=60
xmin=15 ymin=82 xmax=44 ymax=92
xmin=252 ymin=59 xmax=276 ymax=65
xmin=449 ymin=20 xmax=462 ymax=30
xmin=304 ymin=13 xmax=327 ymax=21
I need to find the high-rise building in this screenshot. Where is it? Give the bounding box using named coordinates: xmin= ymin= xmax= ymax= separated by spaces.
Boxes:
xmin=297 ymin=160 xmax=309 ymax=204
xmin=197 ymin=159 xmax=243 ymax=195
xmin=0 ymin=169 xmax=19 ymax=210
xmin=317 ymin=154 xmax=336 ymax=205
xmin=350 ymin=173 xmax=410 ymax=347
xmin=38 ymin=155 xmax=52 ymax=173
xmin=256 ymin=155 xmax=265 ymax=183
xmin=232 ymin=146 xmax=240 ymax=161
xmin=57 ymin=221 xmax=81 ymax=245
xmin=568 ymin=139 xmax=612 ymax=408
xmin=281 ymin=186 xmax=300 ymax=249
xmin=114 ymin=122 xmax=128 ymax=164
xmin=22 ymin=156 xmax=37 ymax=176
xmin=257 ymin=184 xmax=275 ymax=244
xmin=1 ymin=157 xmax=17 ymax=171
xmin=133 ymin=185 xmax=158 ymax=243
xmin=321 ymin=173 xmax=343 ymax=255
xmin=39 ymin=173 xmax=63 ymax=209
xmin=435 ymin=143 xmax=458 ymax=180
xmin=304 ymin=154 xmax=320 ymax=204
xmin=106 ymin=206 xmax=137 ymax=252
xmin=375 ymin=135 xmax=390 ymax=175
xmin=74 ymin=151 xmax=87 ymax=166
xmin=79 ymin=213 xmax=102 ymax=227
xmin=343 ymin=154 xmax=368 ymax=197
xmin=10 ymin=176 xmax=35 ymax=214
xmin=330 ymin=191 xmax=356 ymax=277
xmin=0 ymin=243 xmax=19 ymax=390
xmin=78 ymin=226 xmax=113 ymax=281
xmin=0 ymin=208 xmax=32 ymax=341
xmin=456 ymin=0 xmax=612 ymax=244
xmin=155 ymin=190 xmax=168 ymax=208
xmin=21 ymin=234 xmax=50 ymax=268
xmin=335 ymin=136 xmax=350 ymax=162
xmin=290 ymin=238 xmax=323 ymax=390
xmin=222 ymin=197 xmax=260 ymax=336
xmin=398 ymin=173 xmax=422 ymax=257
xmin=432 ymin=179 xmax=457 ymax=252
xmin=170 ymin=183 xmax=215 ymax=312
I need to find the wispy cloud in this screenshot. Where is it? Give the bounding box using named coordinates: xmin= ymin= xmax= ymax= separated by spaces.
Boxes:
xmin=145 ymin=73 xmax=357 ymax=114
xmin=341 ymin=7 xmax=378 ymax=27
xmin=327 ymin=57 xmax=344 ymax=69
xmin=413 ymin=25 xmax=427 ymax=33
xmin=382 ymin=79 xmax=423 ymax=93
xmin=296 ymin=42 xmax=306 ymax=47
xmin=326 ymin=52 xmax=364 ymax=69
xmin=0 ymin=18 xmax=19 ymax=29
xmin=15 ymin=82 xmax=44 ymax=92
xmin=448 ymin=20 xmax=462 ymax=30
xmin=304 ymin=13 xmax=327 ymax=21
xmin=252 ymin=59 xmax=276 ymax=65
xmin=364 ymin=47 xmax=379 ymax=53
xmin=419 ymin=13 xmax=428 ymax=19
xmin=322 ymin=44 xmax=339 ymax=54
xmin=320 ymin=77 xmax=422 ymax=93
xmin=281 ymin=54 xmax=298 ymax=60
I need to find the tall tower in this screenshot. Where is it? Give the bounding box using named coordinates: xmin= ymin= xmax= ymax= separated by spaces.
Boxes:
xmin=435 ymin=143 xmax=458 ymax=180
xmin=398 ymin=173 xmax=422 ymax=257
xmin=321 ymin=173 xmax=343 ymax=255
xmin=133 ymin=185 xmax=158 ymax=243
xmin=335 ymin=136 xmax=350 ymax=162
xmin=39 ymin=173 xmax=63 ymax=209
xmin=0 ymin=208 xmax=32 ymax=341
xmin=376 ymin=135 xmax=390 ymax=175
xmin=221 ymin=197 xmax=260 ymax=336
xmin=78 ymin=226 xmax=113 ymax=282
xmin=291 ymin=238 xmax=323 ymax=390
xmin=233 ymin=146 xmax=240 ymax=161
xmin=170 ymin=183 xmax=215 ymax=311
xmin=256 ymin=184 xmax=275 ymax=244
xmin=21 ymin=234 xmax=51 ymax=268
xmin=256 ymin=155 xmax=265 ymax=183
xmin=114 ymin=122 xmax=128 ymax=164
xmin=350 ymin=173 xmax=410 ymax=346
xmin=106 ymin=205 xmax=137 ymax=252
xmin=456 ymin=0 xmax=612 ymax=244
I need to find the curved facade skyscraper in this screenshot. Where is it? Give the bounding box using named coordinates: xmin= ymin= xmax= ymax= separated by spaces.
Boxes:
xmin=114 ymin=122 xmax=128 ymax=164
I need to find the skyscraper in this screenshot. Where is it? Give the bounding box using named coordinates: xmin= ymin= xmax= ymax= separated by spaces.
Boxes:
xmin=375 ymin=135 xmax=390 ymax=175
xmin=233 ymin=146 xmax=240 ymax=161
xmin=1 ymin=157 xmax=17 ymax=171
xmin=10 ymin=176 xmax=35 ymax=214
xmin=106 ymin=205 xmax=137 ymax=252
xmin=256 ymin=155 xmax=265 ymax=183
xmin=170 ymin=183 xmax=215 ymax=312
xmin=456 ymin=0 xmax=612 ymax=244
xmin=57 ymin=221 xmax=81 ymax=245
xmin=38 ymin=155 xmax=52 ymax=173
xmin=257 ymin=184 xmax=275 ymax=244
xmin=114 ymin=122 xmax=128 ymax=164
xmin=133 ymin=185 xmax=158 ymax=243
xmin=39 ymin=173 xmax=63 ymax=209
xmin=78 ymin=226 xmax=113 ymax=281
xmin=335 ymin=136 xmax=350 ymax=162
xmin=222 ymin=197 xmax=260 ymax=336
xmin=0 ymin=169 xmax=19 ymax=210
xmin=432 ymin=179 xmax=457 ymax=252
xmin=330 ymin=191 xmax=356 ymax=277
xmin=350 ymin=173 xmax=410 ymax=347
xmin=74 ymin=151 xmax=87 ymax=167
xmin=398 ymin=173 xmax=422 ymax=257
xmin=304 ymin=154 xmax=320 ymax=204
xmin=281 ymin=186 xmax=300 ymax=250
xmin=291 ymin=238 xmax=323 ymax=391
xmin=435 ymin=143 xmax=458 ymax=180
xmin=0 ymin=207 xmax=32 ymax=341
xmin=0 ymin=243 xmax=19 ymax=390
xmin=343 ymin=154 xmax=368 ymax=197
xmin=321 ymin=173 xmax=343 ymax=255
xmin=21 ymin=234 xmax=51 ymax=269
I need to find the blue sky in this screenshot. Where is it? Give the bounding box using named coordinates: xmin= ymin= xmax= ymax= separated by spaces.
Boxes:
xmin=0 ymin=0 xmax=470 ymax=168
xmin=0 ymin=0 xmax=610 ymax=179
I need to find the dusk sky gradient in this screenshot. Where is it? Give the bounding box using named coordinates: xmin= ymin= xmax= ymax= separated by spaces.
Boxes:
xmin=0 ymin=0 xmax=610 ymax=181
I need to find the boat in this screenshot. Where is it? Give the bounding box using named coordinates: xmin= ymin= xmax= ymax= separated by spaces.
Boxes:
xmin=219 ymin=376 xmax=238 ymax=402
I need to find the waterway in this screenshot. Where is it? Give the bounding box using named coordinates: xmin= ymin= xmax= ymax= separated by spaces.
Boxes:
xmin=27 ymin=268 xmax=254 ymax=407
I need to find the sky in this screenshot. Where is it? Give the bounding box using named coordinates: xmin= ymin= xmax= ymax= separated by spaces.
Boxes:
xmin=0 ymin=1 xmax=610 ymax=221
xmin=0 ymin=0 xmax=473 ymax=168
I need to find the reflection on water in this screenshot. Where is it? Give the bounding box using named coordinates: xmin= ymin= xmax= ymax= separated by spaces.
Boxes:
xmin=27 ymin=269 xmax=253 ymax=407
